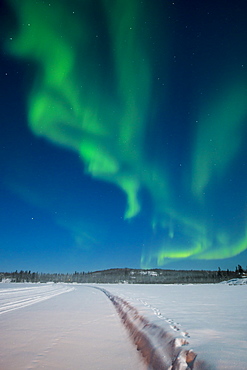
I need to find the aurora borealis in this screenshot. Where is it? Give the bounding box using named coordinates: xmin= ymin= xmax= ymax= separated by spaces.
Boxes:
xmin=1 ymin=0 xmax=247 ymax=272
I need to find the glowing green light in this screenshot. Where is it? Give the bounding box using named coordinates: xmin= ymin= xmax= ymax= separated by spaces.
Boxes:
xmin=192 ymin=83 xmax=247 ymax=198
xmin=80 ymin=142 xmax=119 ymax=176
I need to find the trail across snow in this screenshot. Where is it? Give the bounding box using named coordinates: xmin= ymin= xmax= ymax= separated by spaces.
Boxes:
xmin=0 ymin=283 xmax=74 ymax=315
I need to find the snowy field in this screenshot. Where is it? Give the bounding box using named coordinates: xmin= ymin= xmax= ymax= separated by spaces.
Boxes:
xmin=0 ymin=281 xmax=246 ymax=369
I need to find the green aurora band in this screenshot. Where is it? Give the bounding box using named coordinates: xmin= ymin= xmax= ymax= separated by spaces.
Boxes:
xmin=5 ymin=0 xmax=247 ymax=267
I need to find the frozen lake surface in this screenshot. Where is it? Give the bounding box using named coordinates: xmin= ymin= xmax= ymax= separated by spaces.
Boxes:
xmin=0 ymin=281 xmax=246 ymax=369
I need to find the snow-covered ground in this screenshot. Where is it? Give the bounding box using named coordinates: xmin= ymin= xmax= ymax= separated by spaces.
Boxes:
xmin=0 ymin=280 xmax=246 ymax=369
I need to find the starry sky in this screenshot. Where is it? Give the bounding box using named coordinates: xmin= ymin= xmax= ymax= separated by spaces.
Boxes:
xmin=1 ymin=0 xmax=247 ymax=273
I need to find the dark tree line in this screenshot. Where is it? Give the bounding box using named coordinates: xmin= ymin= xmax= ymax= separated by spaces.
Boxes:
xmin=0 ymin=266 xmax=246 ymax=284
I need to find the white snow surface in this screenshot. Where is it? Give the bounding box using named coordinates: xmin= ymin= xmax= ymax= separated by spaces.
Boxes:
xmin=0 ymin=281 xmax=246 ymax=369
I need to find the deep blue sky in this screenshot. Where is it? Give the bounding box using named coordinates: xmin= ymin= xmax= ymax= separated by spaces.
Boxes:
xmin=1 ymin=0 xmax=247 ymax=273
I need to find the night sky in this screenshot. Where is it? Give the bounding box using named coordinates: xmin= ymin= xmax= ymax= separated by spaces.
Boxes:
xmin=1 ymin=0 xmax=247 ymax=273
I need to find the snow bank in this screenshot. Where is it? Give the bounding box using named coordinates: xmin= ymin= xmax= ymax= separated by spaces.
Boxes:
xmin=101 ymin=283 xmax=247 ymax=370
xmin=222 ymin=277 xmax=247 ymax=285
xmin=97 ymin=286 xmax=211 ymax=369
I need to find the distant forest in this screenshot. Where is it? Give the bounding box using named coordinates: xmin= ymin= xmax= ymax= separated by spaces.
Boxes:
xmin=0 ymin=265 xmax=246 ymax=284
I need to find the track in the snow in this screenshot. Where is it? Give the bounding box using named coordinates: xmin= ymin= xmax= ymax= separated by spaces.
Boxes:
xmin=0 ymin=284 xmax=74 ymax=315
